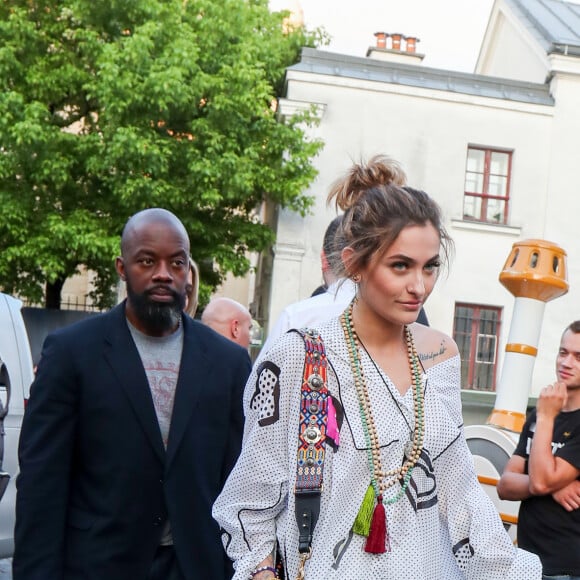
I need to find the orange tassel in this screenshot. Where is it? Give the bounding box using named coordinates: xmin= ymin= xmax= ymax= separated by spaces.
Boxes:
xmin=364 ymin=496 xmax=389 ymax=553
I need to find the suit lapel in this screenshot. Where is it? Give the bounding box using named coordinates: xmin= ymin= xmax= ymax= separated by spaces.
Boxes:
xmin=103 ymin=303 xmax=166 ymax=463
xmin=165 ymin=317 xmax=208 ymax=472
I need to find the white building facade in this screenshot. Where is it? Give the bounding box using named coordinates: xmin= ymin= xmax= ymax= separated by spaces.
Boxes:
xmin=261 ymin=0 xmax=580 ymax=411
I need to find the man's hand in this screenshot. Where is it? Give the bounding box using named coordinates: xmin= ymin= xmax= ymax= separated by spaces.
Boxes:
xmin=529 ymin=382 xmax=580 ymax=495
xmin=553 ymin=479 xmax=580 ymax=511
xmin=537 ymin=382 xmax=567 ymax=419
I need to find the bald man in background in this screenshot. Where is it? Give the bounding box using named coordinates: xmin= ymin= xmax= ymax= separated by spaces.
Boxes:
xmin=201 ymin=297 xmax=253 ymax=350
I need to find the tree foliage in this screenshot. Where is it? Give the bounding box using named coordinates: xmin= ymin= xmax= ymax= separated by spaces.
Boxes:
xmin=0 ymin=0 xmax=324 ymax=308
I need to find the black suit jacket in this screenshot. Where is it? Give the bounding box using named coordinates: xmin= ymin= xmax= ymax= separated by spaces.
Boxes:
xmin=14 ymin=303 xmax=251 ymax=580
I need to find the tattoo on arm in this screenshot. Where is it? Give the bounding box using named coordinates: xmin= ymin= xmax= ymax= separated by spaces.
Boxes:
xmin=419 ymin=341 xmax=447 ymax=362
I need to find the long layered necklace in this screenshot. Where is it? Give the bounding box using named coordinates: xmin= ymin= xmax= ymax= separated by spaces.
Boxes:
xmin=340 ymin=300 xmax=425 ymax=554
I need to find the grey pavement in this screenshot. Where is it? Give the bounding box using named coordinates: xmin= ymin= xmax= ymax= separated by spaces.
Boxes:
xmin=0 ymin=558 xmax=11 ymax=580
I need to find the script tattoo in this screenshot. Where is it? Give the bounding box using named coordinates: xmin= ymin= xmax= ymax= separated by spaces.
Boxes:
xmin=419 ymin=340 xmax=447 ymax=362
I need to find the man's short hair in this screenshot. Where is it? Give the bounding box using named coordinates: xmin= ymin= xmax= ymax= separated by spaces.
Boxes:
xmin=565 ymin=321 xmax=580 ymax=334
xmin=323 ymin=215 xmax=344 ymax=276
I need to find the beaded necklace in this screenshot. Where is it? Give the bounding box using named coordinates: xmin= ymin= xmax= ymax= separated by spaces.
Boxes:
xmin=340 ymin=300 xmax=425 ymax=553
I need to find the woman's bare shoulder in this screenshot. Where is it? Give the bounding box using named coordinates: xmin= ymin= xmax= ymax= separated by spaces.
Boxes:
xmin=409 ymin=323 xmax=459 ymax=371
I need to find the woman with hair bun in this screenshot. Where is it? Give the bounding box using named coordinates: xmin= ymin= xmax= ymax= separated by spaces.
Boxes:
xmin=213 ymin=155 xmax=541 ymax=579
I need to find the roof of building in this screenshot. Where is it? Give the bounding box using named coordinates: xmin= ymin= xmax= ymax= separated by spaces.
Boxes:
xmin=506 ymin=0 xmax=580 ymax=55
xmin=288 ymin=48 xmax=555 ymax=106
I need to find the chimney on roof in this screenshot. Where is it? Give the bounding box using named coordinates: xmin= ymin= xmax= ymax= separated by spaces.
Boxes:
xmin=366 ymin=31 xmax=424 ymax=65
xmin=374 ymin=31 xmax=388 ymax=49
xmin=391 ymin=33 xmax=403 ymax=51
xmin=405 ymin=36 xmax=418 ymax=53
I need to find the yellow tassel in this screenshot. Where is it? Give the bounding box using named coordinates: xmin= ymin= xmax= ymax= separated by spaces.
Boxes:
xmin=352 ymin=484 xmax=375 ymax=536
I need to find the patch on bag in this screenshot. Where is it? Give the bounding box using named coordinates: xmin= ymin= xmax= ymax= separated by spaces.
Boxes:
xmin=249 ymin=361 xmax=281 ymax=426
xmin=453 ymin=538 xmax=474 ymax=571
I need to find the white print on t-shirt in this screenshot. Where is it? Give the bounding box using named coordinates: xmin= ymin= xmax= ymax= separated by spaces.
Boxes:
xmin=525 ymin=436 xmax=565 ymax=455
xmin=143 ymin=359 xmax=179 ymax=448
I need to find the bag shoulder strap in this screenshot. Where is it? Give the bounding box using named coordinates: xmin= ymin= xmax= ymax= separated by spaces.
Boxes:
xmin=293 ymin=328 xmax=329 ymax=560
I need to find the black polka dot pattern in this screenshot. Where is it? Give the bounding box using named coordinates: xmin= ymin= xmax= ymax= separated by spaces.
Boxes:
xmin=249 ymin=360 xmax=281 ymax=427
xmin=453 ymin=538 xmax=475 ymax=572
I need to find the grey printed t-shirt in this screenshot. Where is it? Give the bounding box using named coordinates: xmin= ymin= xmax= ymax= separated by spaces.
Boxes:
xmin=127 ymin=317 xmax=184 ymax=545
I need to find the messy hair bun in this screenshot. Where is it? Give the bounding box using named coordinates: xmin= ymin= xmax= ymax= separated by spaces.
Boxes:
xmin=327 ymin=155 xmax=407 ymax=211
xmin=326 ymin=155 xmax=452 ymax=278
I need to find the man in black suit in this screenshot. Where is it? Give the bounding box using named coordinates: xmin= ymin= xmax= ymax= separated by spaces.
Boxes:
xmin=13 ymin=208 xmax=251 ymax=580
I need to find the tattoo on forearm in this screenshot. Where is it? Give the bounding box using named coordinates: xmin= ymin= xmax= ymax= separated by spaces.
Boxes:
xmin=419 ymin=341 xmax=447 ymax=362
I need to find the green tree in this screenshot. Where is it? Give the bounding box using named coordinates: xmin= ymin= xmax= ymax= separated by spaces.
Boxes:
xmin=0 ymin=0 xmax=324 ymax=308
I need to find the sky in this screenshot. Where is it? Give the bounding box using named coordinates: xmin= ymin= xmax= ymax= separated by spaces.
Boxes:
xmin=269 ymin=0 xmax=498 ymax=73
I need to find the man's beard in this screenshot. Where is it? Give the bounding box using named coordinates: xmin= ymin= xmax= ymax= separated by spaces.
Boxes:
xmin=126 ymin=282 xmax=185 ymax=334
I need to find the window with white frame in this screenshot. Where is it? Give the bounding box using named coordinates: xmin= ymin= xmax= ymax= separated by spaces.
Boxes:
xmin=463 ymin=146 xmax=512 ymax=224
xmin=453 ymin=303 xmax=502 ymax=391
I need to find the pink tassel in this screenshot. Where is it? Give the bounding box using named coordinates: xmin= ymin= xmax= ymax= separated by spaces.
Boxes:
xmin=364 ymin=496 xmax=389 ymax=553
xmin=326 ymin=397 xmax=340 ymax=446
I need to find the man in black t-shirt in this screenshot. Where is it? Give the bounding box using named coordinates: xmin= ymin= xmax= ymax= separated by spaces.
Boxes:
xmin=498 ymin=321 xmax=580 ymax=580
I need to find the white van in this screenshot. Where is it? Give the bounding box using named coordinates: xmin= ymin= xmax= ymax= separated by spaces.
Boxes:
xmin=0 ymin=294 xmax=34 ymax=558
